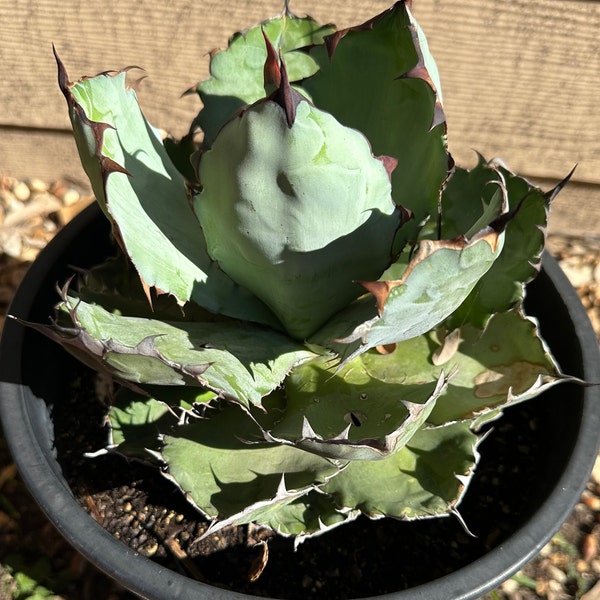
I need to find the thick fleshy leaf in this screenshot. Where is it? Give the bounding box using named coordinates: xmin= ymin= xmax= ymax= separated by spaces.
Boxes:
xmin=195 ymin=12 xmax=335 ymax=148
xmin=248 ymin=492 xmax=360 ymax=539
xmin=36 ymin=295 xmax=314 ymax=409
xmin=108 ymin=392 xmax=179 ymax=460
xmin=360 ymin=310 xmax=566 ymax=426
xmin=108 ymin=391 xmax=358 ymax=539
xmin=107 ymin=389 xmax=235 ymax=466
xmin=253 ymin=355 xmax=447 ymax=460
xmin=301 ymin=2 xmax=450 ymax=245
xmin=160 ymin=403 xmax=342 ymax=526
xmin=55 ymin=52 xmax=280 ymax=329
xmin=321 ymin=421 xmax=479 ymax=520
xmin=195 ymin=96 xmax=403 ymax=340
xmin=75 ymin=253 xmax=226 ymax=323
xmin=313 ymin=224 xmax=505 ymax=364
xmin=445 ymin=159 xmax=575 ymax=328
xmin=50 ymin=0 xmax=577 ymax=544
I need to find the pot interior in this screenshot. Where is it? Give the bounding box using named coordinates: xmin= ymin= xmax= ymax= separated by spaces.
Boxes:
xmin=2 ymin=204 xmax=599 ymax=600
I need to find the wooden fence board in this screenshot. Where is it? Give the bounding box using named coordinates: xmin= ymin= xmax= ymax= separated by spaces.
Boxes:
xmin=1 ymin=0 xmax=598 ymax=235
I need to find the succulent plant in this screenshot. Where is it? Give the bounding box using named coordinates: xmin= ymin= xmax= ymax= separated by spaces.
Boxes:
xmin=26 ymin=1 xmax=575 ymax=541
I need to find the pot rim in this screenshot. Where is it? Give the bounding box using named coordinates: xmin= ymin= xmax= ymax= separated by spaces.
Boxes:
xmin=1 ymin=203 xmax=599 ymax=600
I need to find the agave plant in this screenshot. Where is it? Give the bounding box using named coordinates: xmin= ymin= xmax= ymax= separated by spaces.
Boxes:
xmin=26 ymin=1 xmax=574 ymax=541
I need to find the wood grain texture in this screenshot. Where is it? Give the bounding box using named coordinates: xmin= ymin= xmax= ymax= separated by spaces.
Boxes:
xmin=413 ymin=0 xmax=600 ymax=186
xmin=1 ymin=0 xmax=598 ymax=235
xmin=2 ymin=131 xmax=596 ymax=238
xmin=0 ymin=128 xmax=88 ymax=186
xmin=539 ymin=179 xmax=600 ymax=239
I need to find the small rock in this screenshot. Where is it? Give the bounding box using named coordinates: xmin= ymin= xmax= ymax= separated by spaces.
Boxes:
xmin=581 ymin=492 xmax=600 ymax=511
xmin=582 ymin=533 xmax=598 ymax=562
xmin=559 ymin=261 xmax=594 ymax=288
xmin=591 ymin=558 xmax=600 ymax=574
xmin=576 ymin=558 xmax=589 ymax=572
xmin=142 ymin=541 xmax=159 ymax=557
xmin=0 ymin=229 xmax=22 ymax=258
xmin=42 ymin=219 xmax=58 ymax=233
xmin=62 ymin=188 xmax=80 ymax=206
xmin=0 ymin=189 xmax=18 ymax=210
xmin=546 ymin=580 xmax=566 ymax=600
xmin=27 ymin=178 xmax=49 ymax=193
xmin=591 ymin=455 xmax=600 ymax=485
xmin=582 ymin=579 xmax=600 ymax=600
xmin=540 ymin=541 xmax=554 ymax=557
xmin=500 ymin=576 xmax=520 ymax=594
xmin=546 ymin=563 xmax=568 ymax=583
xmin=11 ymin=180 xmax=30 ymax=202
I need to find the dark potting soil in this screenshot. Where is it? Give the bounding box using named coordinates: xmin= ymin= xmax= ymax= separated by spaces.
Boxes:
xmin=50 ymin=358 xmax=560 ymax=600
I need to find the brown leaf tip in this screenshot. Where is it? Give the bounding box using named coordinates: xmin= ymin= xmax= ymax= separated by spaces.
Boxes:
xmin=272 ymin=53 xmax=304 ymax=128
xmin=259 ymin=29 xmax=305 ymax=128
xmin=53 ymin=49 xmax=132 ymax=190
xmin=53 ymin=44 xmax=72 ymax=102
xmin=262 ymin=28 xmax=281 ymax=87
xmin=399 ymin=6 xmax=447 ymax=131
xmin=359 ymin=280 xmax=395 ymax=315
xmin=378 ymin=155 xmax=398 ymax=180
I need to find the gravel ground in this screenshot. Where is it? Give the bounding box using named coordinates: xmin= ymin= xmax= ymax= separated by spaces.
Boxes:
xmin=0 ymin=175 xmax=599 ymax=600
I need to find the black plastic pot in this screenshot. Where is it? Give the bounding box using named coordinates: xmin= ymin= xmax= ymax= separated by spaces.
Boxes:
xmin=1 ymin=202 xmax=600 ymax=600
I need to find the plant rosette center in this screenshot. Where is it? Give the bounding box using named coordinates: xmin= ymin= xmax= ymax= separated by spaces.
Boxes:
xmin=26 ymin=0 xmax=575 ymax=542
